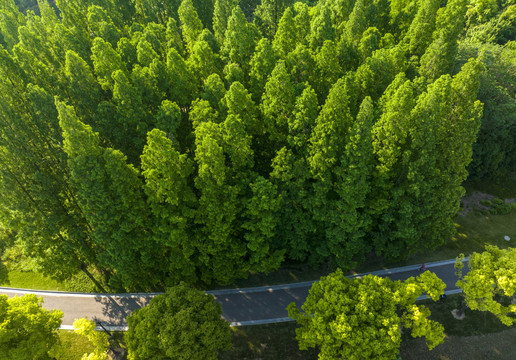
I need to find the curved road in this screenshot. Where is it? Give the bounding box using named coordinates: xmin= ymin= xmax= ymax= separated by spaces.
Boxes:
xmin=0 ymin=258 xmax=468 ymax=330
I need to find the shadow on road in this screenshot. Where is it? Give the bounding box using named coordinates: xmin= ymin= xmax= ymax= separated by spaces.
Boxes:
xmin=93 ymin=295 xmax=152 ymax=325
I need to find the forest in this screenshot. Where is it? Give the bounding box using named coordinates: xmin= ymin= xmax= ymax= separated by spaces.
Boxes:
xmin=0 ymin=0 xmax=514 ymax=291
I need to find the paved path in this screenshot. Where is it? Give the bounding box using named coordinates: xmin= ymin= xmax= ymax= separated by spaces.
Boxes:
xmin=0 ymin=258 xmax=468 ymax=330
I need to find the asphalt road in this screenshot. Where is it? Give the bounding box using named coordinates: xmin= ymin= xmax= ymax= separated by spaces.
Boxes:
xmin=0 ymin=258 xmax=468 ymax=329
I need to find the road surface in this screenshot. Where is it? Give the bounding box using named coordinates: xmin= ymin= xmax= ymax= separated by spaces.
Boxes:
xmin=0 ymin=258 xmax=468 ymax=330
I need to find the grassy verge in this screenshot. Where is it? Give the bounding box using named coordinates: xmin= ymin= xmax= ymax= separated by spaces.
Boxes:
xmin=49 ymin=330 xmax=126 ymax=360
xmin=49 ymin=331 xmax=95 ymax=360
xmin=0 ymin=270 xmax=67 ymax=291
xmin=463 ymin=173 xmax=516 ymax=199
xmin=400 ymin=294 xmax=516 ymax=360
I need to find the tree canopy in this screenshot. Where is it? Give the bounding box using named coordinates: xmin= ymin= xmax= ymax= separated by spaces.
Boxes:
xmin=288 ymin=269 xmax=446 ymax=360
xmin=456 ymin=246 xmax=516 ymax=326
xmin=0 ymin=0 xmax=513 ymax=290
xmin=125 ymin=283 xmax=232 ymax=360
xmin=0 ymin=294 xmax=63 ymax=360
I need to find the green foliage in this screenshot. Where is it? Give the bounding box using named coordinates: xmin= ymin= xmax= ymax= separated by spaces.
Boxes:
xmin=0 ymin=0 xmax=512 ymax=291
xmin=178 ymin=0 xmax=203 ymax=53
xmin=0 ymin=294 xmax=63 ymax=359
xmin=73 ymin=318 xmax=109 ymax=360
xmin=288 ymin=269 xmax=445 ymax=360
xmin=126 ymin=283 xmax=231 ymax=360
xmin=456 ymin=246 xmax=516 ymax=326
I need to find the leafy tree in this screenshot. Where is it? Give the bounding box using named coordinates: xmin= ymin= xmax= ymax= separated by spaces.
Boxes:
xmin=166 ymin=47 xmax=197 ymax=107
xmin=223 ymin=61 xmax=244 ymax=85
xmin=272 ymin=7 xmax=297 ymax=58
xmin=57 ymin=101 xmax=158 ymax=290
xmin=402 ymin=0 xmax=440 ymax=58
xmin=344 ymin=0 xmax=368 ymax=44
xmin=165 ymin=17 xmax=184 ymax=56
xmin=323 ymin=97 xmax=375 ymax=268
xmin=0 ymin=55 xmax=99 ymax=285
xmin=0 ymin=0 xmax=26 ymax=51
xmin=91 ymin=36 xmax=125 ymax=91
xmin=248 ymin=37 xmax=277 ymax=102
xmin=314 ymin=40 xmax=342 ymax=100
xmin=201 ymin=73 xmax=226 ymax=113
xmin=358 ymin=26 xmax=381 ymax=60
xmin=86 ymin=5 xmax=121 ymax=48
xmin=64 ymin=50 xmax=102 ymax=120
xmin=271 ymin=85 xmax=319 ymax=261
xmin=288 ymin=269 xmax=446 ymax=360
xmin=456 ymin=246 xmax=516 ymax=326
xmin=0 ymin=294 xmax=63 ymax=360
xmin=141 ymin=129 xmax=198 ymax=284
xmin=126 ymin=283 xmax=231 ymax=360
xmin=133 ymin=0 xmax=181 ymax=25
xmin=308 ymin=5 xmax=335 ymax=51
xmin=223 ymin=81 xmax=259 ymax=134
xmin=372 ymin=59 xmax=484 ymax=260
xmin=419 ymin=0 xmax=468 ymax=81
xmin=178 ymin=0 xmax=203 ymax=54
xmin=292 ymin=2 xmax=310 ymax=45
xmin=254 ymin=0 xmax=293 ymax=38
xmin=463 ymin=42 xmax=516 ymax=178
xmin=221 ymin=6 xmax=256 ymax=70
xmin=285 ymin=44 xmax=317 ymax=93
xmin=212 ymin=0 xmax=238 ymax=46
xmin=187 ymin=39 xmax=221 ymax=81
xmin=260 ymin=60 xmax=296 ymax=144
xmin=73 ymin=318 xmax=109 ymax=360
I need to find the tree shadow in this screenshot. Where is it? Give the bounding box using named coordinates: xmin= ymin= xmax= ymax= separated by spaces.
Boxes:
xmin=93 ymin=295 xmax=153 ymax=326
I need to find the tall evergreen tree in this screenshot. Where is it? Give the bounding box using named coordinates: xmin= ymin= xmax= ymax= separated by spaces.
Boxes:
xmin=402 ymin=0 xmax=440 ymax=58
xmin=249 ymin=38 xmax=277 ymax=102
xmin=178 ymin=0 xmax=203 ymax=54
xmin=212 ymin=0 xmax=239 ymax=46
xmin=221 ymin=6 xmax=256 ymax=70
xmin=141 ymin=129 xmax=198 ymax=284
xmin=260 ymin=60 xmax=296 ymax=144
xmin=58 ymin=101 xmax=158 ymax=290
xmin=254 ymin=0 xmax=293 ymax=38
xmin=272 ymin=7 xmax=297 ymax=58
xmin=419 ymin=0 xmax=468 ymax=81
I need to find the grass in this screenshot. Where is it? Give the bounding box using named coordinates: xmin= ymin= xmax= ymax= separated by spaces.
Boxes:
xmin=220 ymin=322 xmax=318 ymax=360
xmin=49 ymin=331 xmax=95 ymax=360
xmin=49 ymin=330 xmax=126 ymax=360
xmin=399 ymin=294 xmax=516 ymax=360
xmin=1 ymin=270 xmax=67 ymax=291
xmin=463 ymin=173 xmax=516 ymax=199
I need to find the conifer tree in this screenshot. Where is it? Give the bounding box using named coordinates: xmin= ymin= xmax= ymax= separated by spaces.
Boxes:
xmin=272 ymin=7 xmax=297 ymax=58
xmin=178 ymin=0 xmax=203 ymax=54
xmin=141 ymin=129 xmax=198 ymax=284
xmin=64 ymin=50 xmax=102 ymax=120
xmin=213 ymin=0 xmax=239 ymax=46
xmin=402 ymin=0 xmax=440 ymax=58
xmin=221 ymin=6 xmax=256 ymax=70
xmin=419 ymin=0 xmax=468 ymax=81
xmin=58 ymin=101 xmax=157 ymax=290
xmin=260 ymin=60 xmax=296 ymax=144
xmin=308 ymin=5 xmax=335 ymax=51
xmin=249 ymin=38 xmax=277 ymax=102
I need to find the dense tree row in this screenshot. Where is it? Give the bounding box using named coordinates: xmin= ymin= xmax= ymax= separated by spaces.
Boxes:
xmin=0 ymin=0 xmax=513 ymax=290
